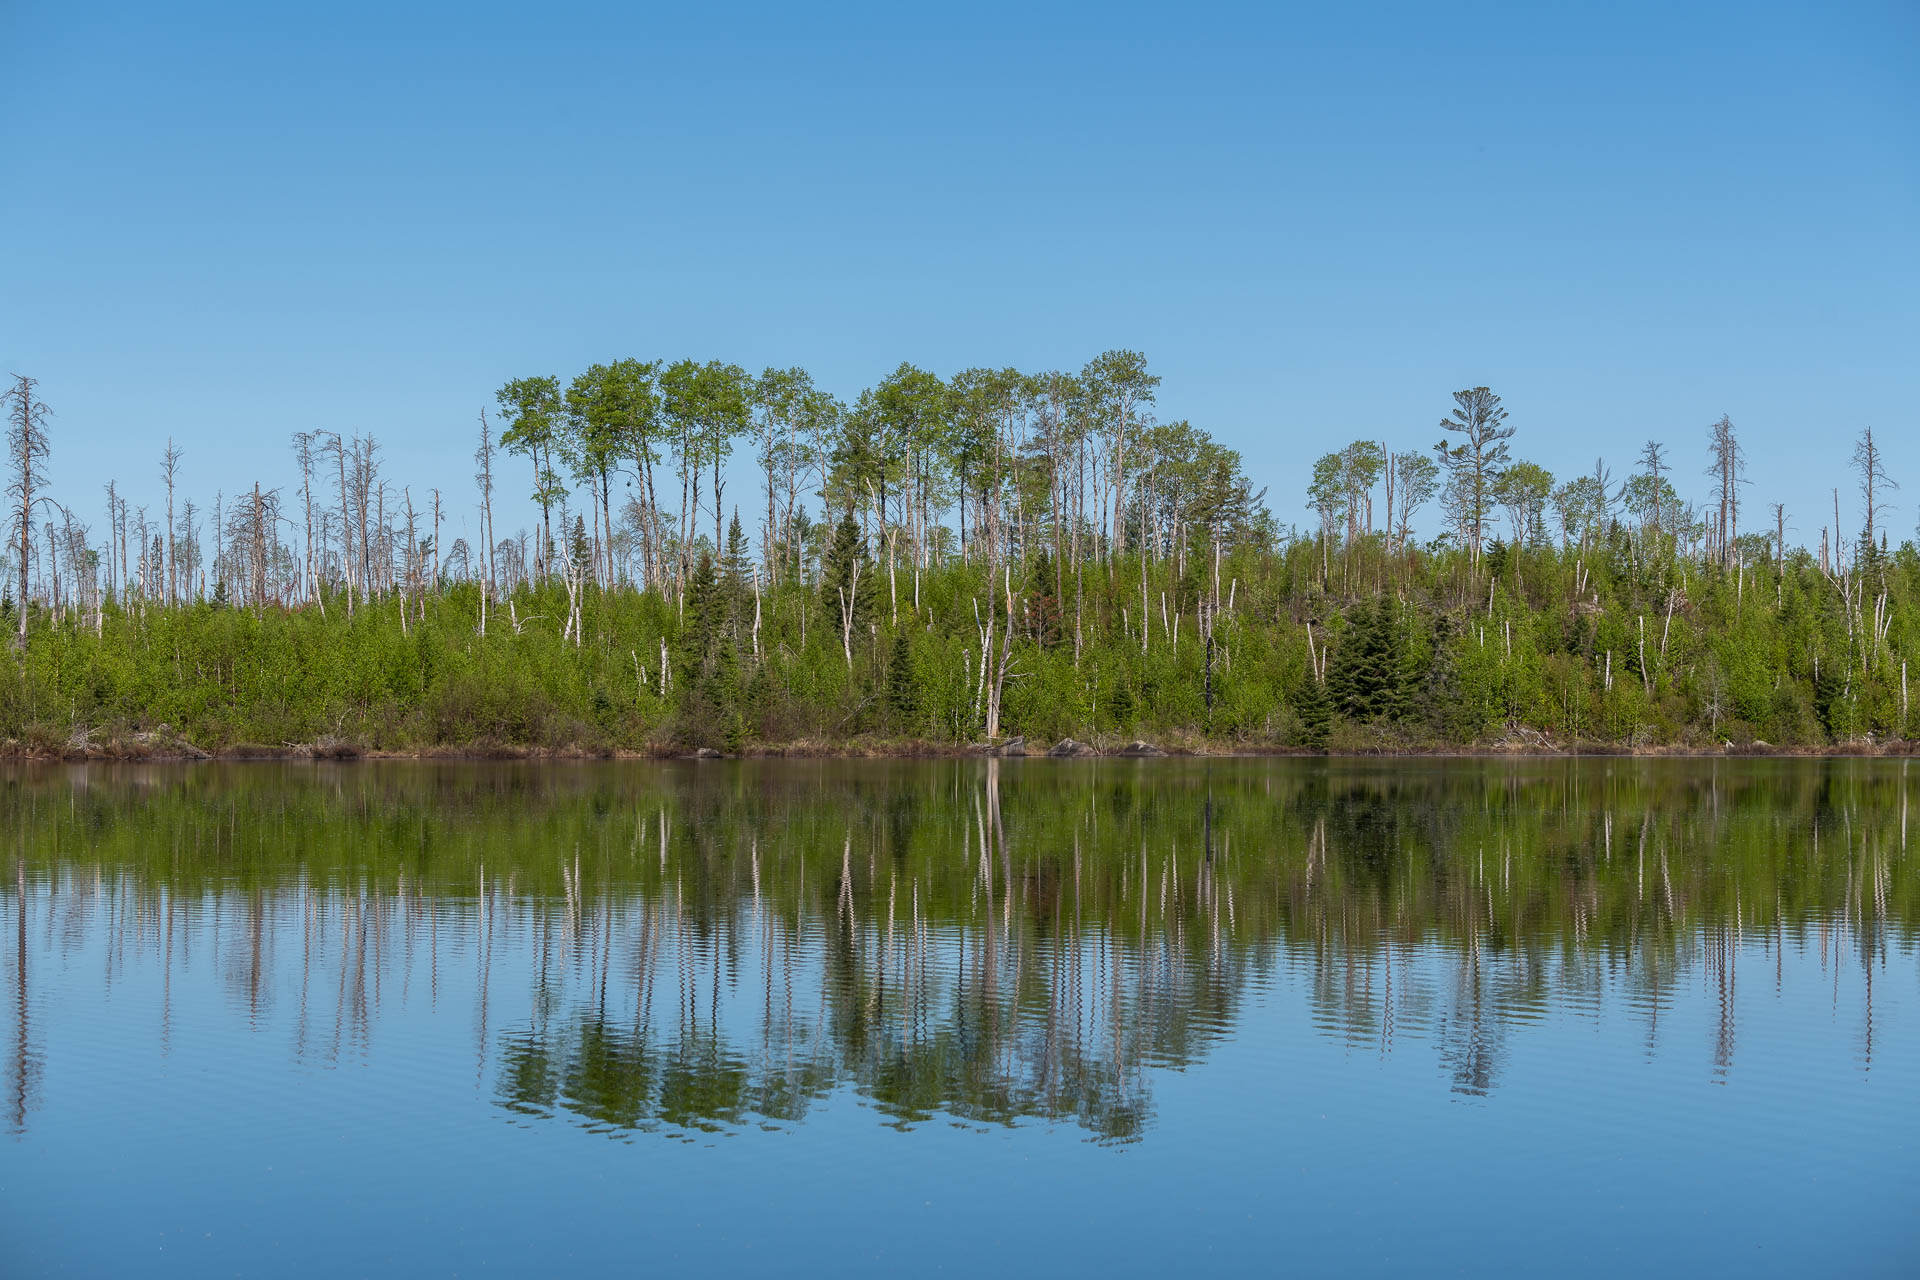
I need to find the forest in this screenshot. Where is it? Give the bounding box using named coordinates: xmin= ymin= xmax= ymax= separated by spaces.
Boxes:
xmin=0 ymin=357 xmax=1912 ymax=756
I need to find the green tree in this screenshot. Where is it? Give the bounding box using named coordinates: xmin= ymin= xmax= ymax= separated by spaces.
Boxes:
xmin=661 ymin=360 xmax=752 ymax=581
xmin=496 ymin=375 xmax=567 ymax=576
xmin=1294 ymin=669 xmax=1332 ymax=748
xmin=1494 ymin=460 xmax=1554 ymax=550
xmin=869 ymin=362 xmax=944 ymax=545
xmin=887 ymin=626 xmax=918 ymax=731
xmin=723 ymin=510 xmax=753 ymax=593
xmin=1328 ymin=597 xmax=1407 ymax=723
xmin=820 ymin=508 xmax=874 ymax=628
xmin=565 ymin=359 xmax=660 ymax=586
xmin=1081 ymin=349 xmax=1160 ymax=557
xmin=676 ymin=551 xmax=742 ymax=749
xmin=1434 ymin=387 xmax=1514 ymax=565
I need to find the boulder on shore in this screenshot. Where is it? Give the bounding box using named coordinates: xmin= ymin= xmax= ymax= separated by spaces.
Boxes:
xmin=1114 ymin=740 xmax=1166 ymax=757
xmin=1048 ymin=738 xmax=1097 ymax=758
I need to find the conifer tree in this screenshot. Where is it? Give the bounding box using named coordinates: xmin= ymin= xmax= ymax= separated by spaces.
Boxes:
xmin=820 ymin=507 xmax=875 ymax=634
xmin=1294 ymin=669 xmax=1332 ymax=748
xmin=675 ymin=550 xmax=738 ymax=748
xmin=1328 ymin=597 xmax=1406 ymax=722
xmin=887 ymin=627 xmax=918 ymax=731
xmin=723 ymin=509 xmax=752 ymax=592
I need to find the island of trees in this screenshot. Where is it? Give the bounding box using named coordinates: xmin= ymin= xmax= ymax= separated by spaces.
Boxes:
xmin=0 ymin=357 xmax=1911 ymax=756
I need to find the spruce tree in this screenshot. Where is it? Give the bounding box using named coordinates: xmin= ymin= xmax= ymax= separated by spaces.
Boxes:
xmin=887 ymin=627 xmax=918 ymax=731
xmin=1295 ymin=669 xmax=1332 ymax=748
xmin=675 ymin=551 xmax=735 ymax=749
xmin=1024 ymin=551 xmax=1063 ymax=647
xmin=714 ymin=631 xmax=745 ymax=752
xmin=723 ymin=510 xmax=752 ymax=594
xmin=820 ymin=508 xmax=874 ymax=632
xmin=568 ymin=514 xmax=591 ymax=573
xmin=1328 ymin=598 xmax=1404 ymax=722
xmin=684 ymin=550 xmax=722 ymax=661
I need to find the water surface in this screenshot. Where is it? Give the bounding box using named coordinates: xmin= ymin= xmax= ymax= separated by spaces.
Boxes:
xmin=2 ymin=759 xmax=1915 ymax=1275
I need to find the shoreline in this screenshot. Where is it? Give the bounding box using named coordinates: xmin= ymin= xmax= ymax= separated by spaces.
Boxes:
xmin=5 ymin=736 xmax=1916 ymax=764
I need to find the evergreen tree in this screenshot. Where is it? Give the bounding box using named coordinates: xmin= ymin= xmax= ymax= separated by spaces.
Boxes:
xmin=683 ymin=551 xmax=722 ymax=660
xmin=1814 ymin=650 xmax=1847 ymax=742
xmin=675 ymin=551 xmax=739 ymax=748
xmin=723 ymin=509 xmax=753 ymax=594
xmin=1294 ymin=670 xmax=1332 ymax=748
xmin=714 ymin=631 xmax=745 ymax=752
xmin=1328 ymin=597 xmax=1406 ymax=722
xmin=887 ymin=627 xmax=918 ymax=731
xmin=568 ymin=514 xmax=591 ymax=574
xmin=820 ymin=508 xmax=875 ymax=632
xmin=1024 ymin=551 xmax=1063 ymax=647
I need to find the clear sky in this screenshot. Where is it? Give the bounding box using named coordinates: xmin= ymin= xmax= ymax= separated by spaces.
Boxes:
xmin=4 ymin=0 xmax=1915 ymax=552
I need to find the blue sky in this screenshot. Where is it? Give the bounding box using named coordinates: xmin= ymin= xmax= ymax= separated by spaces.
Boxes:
xmin=4 ymin=0 xmax=1915 ymax=551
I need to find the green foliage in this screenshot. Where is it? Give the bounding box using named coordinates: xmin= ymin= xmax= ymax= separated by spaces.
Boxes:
xmin=1 ymin=530 xmax=1915 ymax=755
xmin=1327 ymin=596 xmax=1408 ymax=723
xmin=886 ymin=627 xmax=918 ymax=732
xmin=819 ymin=509 xmax=875 ymax=633
xmin=1294 ymin=670 xmax=1332 ymax=748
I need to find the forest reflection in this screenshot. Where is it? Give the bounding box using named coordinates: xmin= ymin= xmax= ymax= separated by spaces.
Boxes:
xmin=4 ymin=759 xmax=1912 ymax=1140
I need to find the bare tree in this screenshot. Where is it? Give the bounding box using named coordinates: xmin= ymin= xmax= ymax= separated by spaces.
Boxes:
xmin=324 ymin=432 xmax=353 ymax=613
xmin=1636 ymin=440 xmax=1667 ymax=542
xmin=102 ymin=480 xmax=120 ymax=603
xmin=1705 ymin=415 xmax=1745 ymax=570
xmin=474 ymin=410 xmax=497 ymax=597
xmin=292 ymin=431 xmax=319 ymax=603
xmin=160 ymin=440 xmax=182 ymax=605
xmin=4 ymin=376 xmax=52 ymax=645
xmin=1852 ymin=426 xmax=1896 ymax=551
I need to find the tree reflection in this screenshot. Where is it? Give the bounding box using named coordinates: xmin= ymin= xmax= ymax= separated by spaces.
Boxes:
xmin=2 ymin=758 xmax=1914 ymax=1137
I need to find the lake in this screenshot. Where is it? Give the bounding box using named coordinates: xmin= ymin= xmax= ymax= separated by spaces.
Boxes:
xmin=1 ymin=759 xmax=1914 ymax=1276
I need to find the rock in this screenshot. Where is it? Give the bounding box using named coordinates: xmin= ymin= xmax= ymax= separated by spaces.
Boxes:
xmin=689 ymin=747 xmax=724 ymax=759
xmin=1048 ymin=738 xmax=1097 ymax=758
xmin=1115 ymin=740 xmax=1165 ymax=757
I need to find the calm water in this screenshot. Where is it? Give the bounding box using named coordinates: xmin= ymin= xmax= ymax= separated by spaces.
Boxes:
xmin=1 ymin=759 xmax=1915 ymax=1276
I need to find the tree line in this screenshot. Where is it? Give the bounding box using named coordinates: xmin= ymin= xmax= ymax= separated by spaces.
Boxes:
xmin=0 ymin=363 xmax=1912 ymax=752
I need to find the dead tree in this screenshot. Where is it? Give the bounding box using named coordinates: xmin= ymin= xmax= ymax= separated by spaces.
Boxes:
xmin=1705 ymin=415 xmax=1745 ymax=571
xmin=4 ymin=376 xmax=52 ymax=645
xmin=1852 ymin=426 xmax=1896 ymax=553
xmin=160 ymin=440 xmax=182 ymax=605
